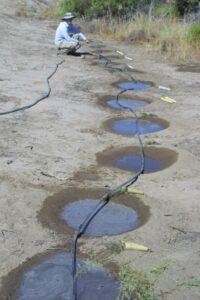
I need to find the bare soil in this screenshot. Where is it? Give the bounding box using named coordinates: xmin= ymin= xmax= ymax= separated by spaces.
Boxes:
xmin=0 ymin=1 xmax=200 ymax=299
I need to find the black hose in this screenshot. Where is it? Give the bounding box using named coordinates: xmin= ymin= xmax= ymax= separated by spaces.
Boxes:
xmin=71 ymin=43 xmax=145 ymax=300
xmin=0 ymin=58 xmax=64 ymax=116
xmin=92 ymin=45 xmax=137 ymax=82
xmin=0 ymin=39 xmax=145 ymax=299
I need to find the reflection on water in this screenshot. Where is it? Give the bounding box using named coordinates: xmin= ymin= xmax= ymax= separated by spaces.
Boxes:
xmin=16 ymin=253 xmax=119 ymax=300
xmin=115 ymin=154 xmax=161 ymax=173
xmin=61 ymin=200 xmax=139 ymax=236
xmin=111 ymin=119 xmax=165 ymax=135
xmin=117 ymin=82 xmax=151 ymax=90
xmin=107 ymin=98 xmax=148 ymax=110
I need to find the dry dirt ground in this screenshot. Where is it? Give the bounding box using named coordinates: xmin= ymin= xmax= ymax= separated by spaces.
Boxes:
xmin=0 ymin=1 xmax=200 ymax=300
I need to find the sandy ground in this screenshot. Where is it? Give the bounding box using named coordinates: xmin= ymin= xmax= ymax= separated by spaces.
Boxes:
xmin=0 ymin=1 xmax=200 ymax=299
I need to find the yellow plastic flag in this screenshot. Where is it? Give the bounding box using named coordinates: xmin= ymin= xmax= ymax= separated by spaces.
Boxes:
xmin=126 ymin=188 xmax=144 ymax=195
xmin=122 ymin=241 xmax=149 ymax=252
xmin=160 ymin=96 xmax=176 ymax=104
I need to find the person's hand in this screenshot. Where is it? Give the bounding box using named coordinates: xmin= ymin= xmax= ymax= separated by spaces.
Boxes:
xmin=79 ymin=40 xmax=90 ymax=45
xmin=78 ymin=41 xmax=86 ymax=46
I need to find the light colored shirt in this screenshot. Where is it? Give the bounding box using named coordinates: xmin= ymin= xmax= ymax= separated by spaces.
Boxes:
xmin=55 ymin=22 xmax=87 ymax=47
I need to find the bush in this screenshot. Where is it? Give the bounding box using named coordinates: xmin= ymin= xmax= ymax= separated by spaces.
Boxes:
xmin=58 ymin=0 xmax=200 ymax=18
xmin=187 ymin=22 xmax=200 ymax=42
xmin=154 ymin=3 xmax=178 ymax=18
xmin=117 ymin=264 xmax=155 ymax=300
xmin=59 ymin=0 xmax=91 ymax=16
xmin=58 ymin=0 xmax=152 ymax=18
xmin=175 ymin=0 xmax=199 ymax=16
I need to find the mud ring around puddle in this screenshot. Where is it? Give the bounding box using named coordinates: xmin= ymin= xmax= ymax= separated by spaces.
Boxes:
xmin=38 ymin=187 xmax=150 ymax=237
xmin=102 ymin=116 xmax=169 ymax=136
xmin=0 ymin=248 xmax=120 ymax=300
xmin=96 ymin=146 xmax=178 ymax=174
xmin=97 ymin=94 xmax=153 ymax=110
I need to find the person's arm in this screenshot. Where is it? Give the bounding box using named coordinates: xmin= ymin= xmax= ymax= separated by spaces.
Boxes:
xmin=78 ymin=32 xmax=88 ymax=41
xmin=78 ymin=32 xmax=90 ymax=43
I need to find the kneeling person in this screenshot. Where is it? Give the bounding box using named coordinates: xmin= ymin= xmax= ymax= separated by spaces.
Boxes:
xmin=55 ymin=12 xmax=89 ymax=53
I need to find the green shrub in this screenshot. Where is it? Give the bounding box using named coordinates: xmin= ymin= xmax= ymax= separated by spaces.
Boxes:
xmin=175 ymin=0 xmax=199 ymax=16
xmin=154 ymin=3 xmax=178 ymax=18
xmin=59 ymin=0 xmax=139 ymax=18
xmin=58 ymin=0 xmax=91 ymax=17
xmin=117 ymin=264 xmax=156 ymax=300
xmin=187 ymin=22 xmax=200 ymax=43
xmin=106 ymin=241 xmax=125 ymax=254
xmin=58 ymin=0 xmax=199 ymax=18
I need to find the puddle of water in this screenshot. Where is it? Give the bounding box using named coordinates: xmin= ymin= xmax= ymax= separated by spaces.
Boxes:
xmin=115 ymin=154 xmax=161 ymax=173
xmin=111 ymin=118 xmax=165 ymax=135
xmin=61 ymin=199 xmax=139 ymax=236
xmin=38 ymin=188 xmax=150 ymax=236
xmin=15 ymin=253 xmax=119 ymax=300
xmin=117 ymin=81 xmax=151 ymax=90
xmin=176 ymin=64 xmax=200 ymax=73
xmin=96 ymin=146 xmax=178 ymax=174
xmin=92 ymin=61 xmax=121 ymax=68
xmin=107 ymin=98 xmax=148 ymax=110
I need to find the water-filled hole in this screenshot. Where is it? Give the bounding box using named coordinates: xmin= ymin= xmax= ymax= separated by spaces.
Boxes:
xmin=38 ymin=188 xmax=150 ymax=236
xmin=103 ymin=117 xmax=169 ymax=136
xmin=115 ymin=154 xmax=161 ymax=172
xmin=1 ymin=253 xmax=119 ymax=300
xmin=96 ymin=146 xmax=178 ymax=174
xmin=107 ymin=98 xmax=148 ymax=110
xmin=112 ymin=119 xmax=165 ymax=135
xmin=91 ymin=61 xmax=121 ymax=68
xmin=61 ymin=199 xmax=139 ymax=236
xmin=176 ymin=64 xmax=200 ymax=73
xmin=98 ymin=95 xmax=152 ymax=111
xmin=116 ymin=81 xmax=152 ymax=91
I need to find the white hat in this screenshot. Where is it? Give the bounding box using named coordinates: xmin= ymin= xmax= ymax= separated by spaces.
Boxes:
xmin=61 ymin=12 xmax=76 ymax=20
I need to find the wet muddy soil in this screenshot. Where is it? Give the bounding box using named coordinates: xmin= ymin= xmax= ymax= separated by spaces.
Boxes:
xmin=38 ymin=187 xmax=150 ymax=236
xmin=96 ymin=146 xmax=178 ymax=173
xmin=103 ymin=116 xmax=169 ymax=136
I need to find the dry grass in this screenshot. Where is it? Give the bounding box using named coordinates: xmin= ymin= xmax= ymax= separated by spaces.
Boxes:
xmin=83 ymin=14 xmax=200 ymax=63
